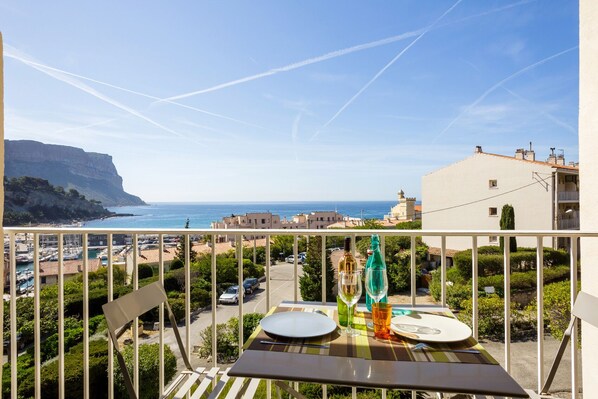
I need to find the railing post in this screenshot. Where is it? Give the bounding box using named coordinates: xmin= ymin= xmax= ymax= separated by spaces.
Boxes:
xmin=237 ymin=234 xmax=244 ymax=354
xmin=293 ymin=235 xmax=299 ymax=302
xmin=472 ymin=236 xmax=478 ymax=340
xmin=34 ymin=233 xmax=41 ymax=399
xmin=108 ymin=234 xmax=114 ymax=399
xmin=83 ymin=233 xmax=89 ymax=399
xmin=159 ymin=234 xmax=165 ymax=396
xmin=185 ymin=233 xmax=191 ymax=359
xmin=212 ymin=233 xmax=218 ymax=366
xmin=321 ymin=235 xmax=326 ymax=304
xmin=58 ymin=233 xmax=65 ymax=399
xmin=266 ymin=234 xmax=271 ymax=311
xmin=132 ymin=234 xmax=139 ymax=396
xmin=571 ymin=236 xmax=579 ymax=398
xmin=504 ymin=235 xmax=511 ymax=374
xmin=441 ymin=236 xmax=446 ymax=308
xmin=537 ymin=236 xmax=544 ymax=393
xmin=9 ymin=233 xmax=17 ymax=399
xmin=410 ymin=236 xmax=416 ymax=307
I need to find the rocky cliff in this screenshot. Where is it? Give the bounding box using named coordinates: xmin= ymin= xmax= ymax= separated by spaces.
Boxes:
xmin=5 ymin=140 xmax=145 ymax=206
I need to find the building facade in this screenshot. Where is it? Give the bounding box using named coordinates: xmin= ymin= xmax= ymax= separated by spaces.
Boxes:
xmin=212 ymin=211 xmax=344 ymax=242
xmin=385 ymin=189 xmax=421 ymax=222
xmin=422 ymin=146 xmax=579 ymax=250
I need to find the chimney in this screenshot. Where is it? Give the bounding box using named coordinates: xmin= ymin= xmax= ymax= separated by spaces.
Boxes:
xmin=547 ymin=147 xmax=557 ymax=164
xmin=556 ymin=154 xmax=565 ymax=166
xmin=474 ymin=145 xmax=483 ymax=153
xmin=515 ymin=148 xmax=525 ymax=160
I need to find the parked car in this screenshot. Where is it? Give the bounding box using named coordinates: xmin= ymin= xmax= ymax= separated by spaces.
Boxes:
xmin=243 ymin=278 xmax=260 ymax=294
xmin=285 ymin=254 xmax=305 ymax=264
xmin=219 ymin=286 xmax=243 ymax=305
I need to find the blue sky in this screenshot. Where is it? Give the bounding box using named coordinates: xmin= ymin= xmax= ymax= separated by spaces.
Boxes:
xmin=0 ymin=1 xmax=579 ymax=202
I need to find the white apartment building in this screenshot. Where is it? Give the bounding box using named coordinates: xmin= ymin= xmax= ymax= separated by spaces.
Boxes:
xmin=212 ymin=210 xmax=343 ymax=242
xmin=211 ymin=212 xmax=282 ymax=242
xmin=282 ymin=211 xmax=344 ymax=230
xmin=422 ymin=146 xmax=579 ymax=250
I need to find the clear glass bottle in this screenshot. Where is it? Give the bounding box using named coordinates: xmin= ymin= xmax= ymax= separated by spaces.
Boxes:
xmin=365 ymin=234 xmax=388 ymax=312
xmin=337 ymin=237 xmax=358 ymax=327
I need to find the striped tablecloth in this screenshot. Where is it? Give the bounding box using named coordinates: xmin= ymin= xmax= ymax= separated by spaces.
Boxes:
xmin=245 ymin=305 xmax=498 ymax=365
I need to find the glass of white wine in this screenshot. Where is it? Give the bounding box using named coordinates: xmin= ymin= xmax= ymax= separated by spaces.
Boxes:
xmin=338 ymin=270 xmax=362 ymax=337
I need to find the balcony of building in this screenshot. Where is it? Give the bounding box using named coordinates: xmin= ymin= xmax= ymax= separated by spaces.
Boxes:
xmin=0 ymin=227 xmax=590 ymax=398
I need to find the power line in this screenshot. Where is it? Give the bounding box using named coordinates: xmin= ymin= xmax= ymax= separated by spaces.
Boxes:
xmin=421 ymin=175 xmax=551 ymax=216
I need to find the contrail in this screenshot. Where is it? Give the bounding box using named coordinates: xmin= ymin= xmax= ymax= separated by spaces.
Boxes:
xmin=4 ymin=48 xmax=190 ymax=141
xmin=311 ymin=0 xmax=462 ymax=140
xmin=3 ymin=46 xmax=265 ymax=130
xmin=158 ymin=0 xmax=531 ymax=103
xmin=433 ymin=46 xmax=578 ymax=142
xmin=53 ymin=118 xmax=118 ymax=134
xmin=158 ymin=29 xmax=425 ymax=103
xmin=501 ymin=86 xmax=577 ymax=135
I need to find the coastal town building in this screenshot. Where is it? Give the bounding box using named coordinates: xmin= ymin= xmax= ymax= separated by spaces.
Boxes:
xmin=422 ymin=145 xmax=579 ymax=250
xmin=384 ymin=190 xmax=421 ymax=223
xmin=211 ymin=211 xmax=343 ymax=242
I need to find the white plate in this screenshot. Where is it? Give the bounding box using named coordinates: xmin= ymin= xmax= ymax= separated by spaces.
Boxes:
xmin=260 ymin=312 xmax=337 ymax=338
xmin=390 ymin=313 xmax=472 ymax=343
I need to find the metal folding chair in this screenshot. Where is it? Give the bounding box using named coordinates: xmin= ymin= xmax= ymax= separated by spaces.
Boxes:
xmin=102 ymin=281 xmax=200 ymax=399
xmin=526 ymin=290 xmax=598 ymax=398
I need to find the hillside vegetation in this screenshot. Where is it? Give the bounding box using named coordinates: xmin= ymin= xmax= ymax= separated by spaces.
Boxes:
xmin=3 ymin=176 xmax=113 ymax=226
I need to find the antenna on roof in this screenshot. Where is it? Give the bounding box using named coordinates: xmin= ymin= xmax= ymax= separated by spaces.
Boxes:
xmin=529 ymin=141 xmax=533 ymax=151
xmin=550 ymin=147 xmax=555 ymax=156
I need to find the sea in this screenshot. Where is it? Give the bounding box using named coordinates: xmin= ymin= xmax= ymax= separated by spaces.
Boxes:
xmin=83 ymin=201 xmax=397 ymax=229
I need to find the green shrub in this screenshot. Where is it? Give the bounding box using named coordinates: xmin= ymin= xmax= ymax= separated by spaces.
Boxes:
xmin=458 ymin=295 xmax=536 ymax=340
xmin=429 ymin=270 xmax=472 ymax=309
xmin=197 ymin=313 xmax=264 ymax=363
xmin=169 ymin=258 xmax=184 ymax=270
xmin=138 ymin=263 xmax=153 ymax=279
xmin=114 ymin=343 xmax=177 ymax=399
xmin=543 ymin=280 xmax=580 ymax=341
xmin=453 ymin=247 xmax=569 ymax=280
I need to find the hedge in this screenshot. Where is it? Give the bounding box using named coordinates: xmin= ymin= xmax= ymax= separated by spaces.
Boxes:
xmin=429 ymin=266 xmax=571 ymax=308
xmin=453 ymin=246 xmax=569 ymax=279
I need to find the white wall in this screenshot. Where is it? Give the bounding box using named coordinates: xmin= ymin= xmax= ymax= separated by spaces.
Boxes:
xmin=580 ymin=0 xmax=598 ymax=396
xmin=422 ymin=153 xmax=554 ymax=250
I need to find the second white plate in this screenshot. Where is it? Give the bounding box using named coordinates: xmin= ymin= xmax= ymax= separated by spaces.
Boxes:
xmin=390 ymin=313 xmax=472 ymax=343
xmin=260 ymin=311 xmax=337 ymax=338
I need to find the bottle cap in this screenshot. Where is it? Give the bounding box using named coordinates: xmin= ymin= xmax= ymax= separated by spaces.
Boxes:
xmin=344 ymin=237 xmax=351 ymax=252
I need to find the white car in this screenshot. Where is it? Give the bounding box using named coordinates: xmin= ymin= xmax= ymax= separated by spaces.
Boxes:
xmin=285 ymin=254 xmax=305 ymax=264
xmin=219 ymin=286 xmax=243 ymax=305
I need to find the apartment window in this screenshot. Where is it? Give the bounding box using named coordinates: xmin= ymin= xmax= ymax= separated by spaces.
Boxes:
xmin=261 ymin=218 xmax=266 ymax=224
xmin=489 ymin=179 xmax=498 ymax=189
xmin=489 ymin=236 xmax=498 ymax=243
xmin=489 ymin=207 xmax=498 ymax=216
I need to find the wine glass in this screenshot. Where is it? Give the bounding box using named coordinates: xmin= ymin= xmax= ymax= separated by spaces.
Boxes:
xmin=365 ymin=268 xmax=388 ymax=304
xmin=338 ymin=270 xmax=362 ymax=337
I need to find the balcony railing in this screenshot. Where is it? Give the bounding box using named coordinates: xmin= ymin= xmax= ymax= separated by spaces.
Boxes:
xmin=559 ymin=218 xmax=580 ymax=230
xmin=0 ymin=227 xmax=589 ymax=398
xmin=558 ymin=191 xmax=580 ymax=201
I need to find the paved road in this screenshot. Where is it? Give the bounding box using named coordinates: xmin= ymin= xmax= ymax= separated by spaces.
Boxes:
xmin=143 ymin=261 xmax=301 ymax=368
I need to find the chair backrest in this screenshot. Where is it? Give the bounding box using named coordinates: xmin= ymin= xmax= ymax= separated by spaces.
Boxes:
xmin=572 ymin=291 xmax=598 ymax=328
xmin=103 ymin=282 xmax=168 ymax=335
xmin=102 ymin=281 xmax=192 ymax=399
xmin=541 ymin=290 xmax=598 ymax=395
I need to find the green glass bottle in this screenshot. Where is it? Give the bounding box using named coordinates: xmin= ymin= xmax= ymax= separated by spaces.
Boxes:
xmin=337 ymin=237 xmax=358 ymax=327
xmin=365 ymin=234 xmax=388 ymax=312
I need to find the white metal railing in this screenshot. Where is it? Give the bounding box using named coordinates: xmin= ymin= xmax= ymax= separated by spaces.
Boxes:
xmin=0 ymin=227 xmax=592 ymax=398
xmin=559 ymin=218 xmax=580 ymax=229
xmin=558 ymin=191 xmax=580 ymax=201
